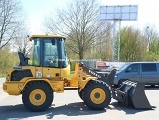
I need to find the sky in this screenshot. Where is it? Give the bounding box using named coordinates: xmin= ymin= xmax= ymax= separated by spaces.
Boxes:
xmin=21 ymin=0 xmax=159 ymax=34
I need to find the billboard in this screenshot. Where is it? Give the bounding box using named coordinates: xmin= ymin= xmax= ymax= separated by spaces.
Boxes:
xmin=100 ymin=5 xmax=138 ymax=21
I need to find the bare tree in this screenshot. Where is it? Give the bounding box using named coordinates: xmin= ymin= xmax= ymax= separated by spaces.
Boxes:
xmin=13 ymin=29 xmax=32 ymax=57
xmin=0 ymin=0 xmax=22 ymax=49
xmin=45 ymin=0 xmax=107 ymax=59
xmin=143 ymin=25 xmax=159 ymax=52
xmin=94 ymin=22 xmax=112 ymax=60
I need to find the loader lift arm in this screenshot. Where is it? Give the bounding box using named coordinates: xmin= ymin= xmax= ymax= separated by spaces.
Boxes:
xmin=79 ymin=62 xmax=116 ymax=87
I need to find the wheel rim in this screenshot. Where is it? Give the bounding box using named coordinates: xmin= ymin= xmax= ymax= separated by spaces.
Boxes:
xmin=29 ymin=89 xmax=46 ymax=106
xmin=90 ymin=88 xmax=106 ymax=104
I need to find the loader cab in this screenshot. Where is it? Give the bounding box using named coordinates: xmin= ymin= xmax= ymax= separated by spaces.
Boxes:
xmin=31 ymin=34 xmax=68 ymax=68
xmin=29 ymin=34 xmax=70 ymax=78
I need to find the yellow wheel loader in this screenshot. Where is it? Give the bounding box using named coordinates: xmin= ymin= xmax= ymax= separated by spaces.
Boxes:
xmin=3 ymin=34 xmax=153 ymax=112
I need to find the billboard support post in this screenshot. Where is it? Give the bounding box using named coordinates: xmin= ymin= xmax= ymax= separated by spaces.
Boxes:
xmin=100 ymin=5 xmax=138 ymax=62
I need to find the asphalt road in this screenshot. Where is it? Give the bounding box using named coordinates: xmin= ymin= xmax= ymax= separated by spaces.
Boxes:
xmin=0 ymin=77 xmax=159 ymax=120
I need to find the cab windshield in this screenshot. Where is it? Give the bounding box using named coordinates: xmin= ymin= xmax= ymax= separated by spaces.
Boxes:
xmin=31 ymin=38 xmax=41 ymax=66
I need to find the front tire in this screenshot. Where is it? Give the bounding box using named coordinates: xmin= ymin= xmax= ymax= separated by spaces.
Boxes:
xmin=22 ymin=81 xmax=53 ymax=112
xmin=82 ymin=80 xmax=111 ymax=110
xmin=78 ymin=89 xmax=84 ymax=100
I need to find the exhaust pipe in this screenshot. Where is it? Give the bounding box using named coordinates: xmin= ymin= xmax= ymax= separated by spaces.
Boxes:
xmin=112 ymin=80 xmax=153 ymax=109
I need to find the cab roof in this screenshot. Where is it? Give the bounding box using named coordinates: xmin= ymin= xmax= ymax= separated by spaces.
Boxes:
xmin=31 ymin=34 xmax=66 ymax=39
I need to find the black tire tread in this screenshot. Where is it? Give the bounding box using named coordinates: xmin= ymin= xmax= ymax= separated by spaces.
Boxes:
xmin=82 ymin=80 xmax=111 ymax=110
xmin=78 ymin=80 xmax=93 ymax=100
xmin=22 ymin=81 xmax=53 ymax=112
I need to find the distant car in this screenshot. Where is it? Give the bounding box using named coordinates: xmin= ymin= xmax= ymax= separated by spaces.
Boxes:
xmin=113 ymin=62 xmax=159 ymax=86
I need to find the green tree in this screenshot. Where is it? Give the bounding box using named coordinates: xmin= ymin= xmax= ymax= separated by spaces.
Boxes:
xmin=120 ymin=27 xmax=147 ymax=62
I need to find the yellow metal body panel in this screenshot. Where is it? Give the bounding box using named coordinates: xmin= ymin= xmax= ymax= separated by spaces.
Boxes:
xmin=3 ymin=78 xmax=65 ymax=95
xmin=3 ymin=62 xmax=97 ymax=95
xmin=22 ymin=78 xmax=64 ymax=93
xmin=6 ymin=66 xmax=36 ymax=80
xmin=3 ymin=81 xmax=24 ymax=95
xmin=64 ymin=63 xmax=97 ymax=90
xmin=42 ymin=65 xmax=70 ymax=78
xmin=61 ymin=65 xmax=70 ymax=77
xmin=3 ymin=64 xmax=70 ymax=95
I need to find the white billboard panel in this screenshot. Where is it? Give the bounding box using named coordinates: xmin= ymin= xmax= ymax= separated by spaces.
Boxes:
xmin=100 ymin=5 xmax=138 ymax=21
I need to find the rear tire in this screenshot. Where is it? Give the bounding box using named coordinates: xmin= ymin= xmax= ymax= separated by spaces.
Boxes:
xmin=82 ymin=80 xmax=111 ymax=110
xmin=22 ymin=81 xmax=53 ymax=112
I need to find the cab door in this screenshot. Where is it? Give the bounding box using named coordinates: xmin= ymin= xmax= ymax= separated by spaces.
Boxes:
xmin=42 ymin=38 xmax=61 ymax=79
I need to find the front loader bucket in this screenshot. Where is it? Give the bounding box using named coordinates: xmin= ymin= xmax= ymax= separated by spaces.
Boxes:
xmin=112 ymin=80 xmax=153 ymax=109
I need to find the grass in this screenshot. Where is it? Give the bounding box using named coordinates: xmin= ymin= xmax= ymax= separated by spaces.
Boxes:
xmin=0 ymin=74 xmax=5 ymax=77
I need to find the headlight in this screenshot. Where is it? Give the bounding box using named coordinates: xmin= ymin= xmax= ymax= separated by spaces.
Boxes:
xmin=115 ymin=75 xmax=118 ymax=78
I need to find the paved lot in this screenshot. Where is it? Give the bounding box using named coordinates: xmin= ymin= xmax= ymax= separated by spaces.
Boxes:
xmin=0 ymin=77 xmax=159 ymax=120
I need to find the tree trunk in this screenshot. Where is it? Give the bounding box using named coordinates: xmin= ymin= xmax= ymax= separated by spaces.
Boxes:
xmin=79 ymin=50 xmax=84 ymax=60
